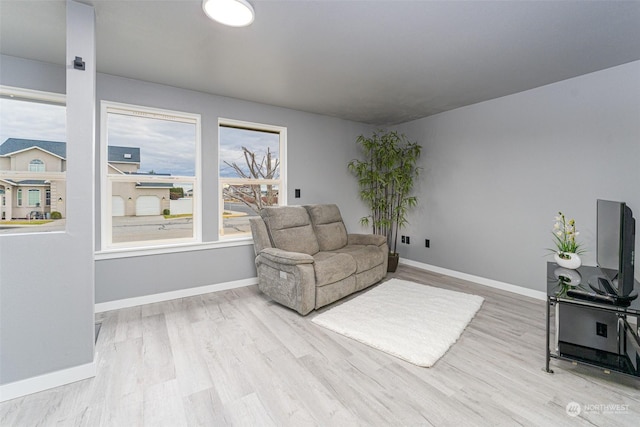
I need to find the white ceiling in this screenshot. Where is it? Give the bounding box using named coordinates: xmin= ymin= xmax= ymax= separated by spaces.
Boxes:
xmin=1 ymin=0 xmax=639 ymax=125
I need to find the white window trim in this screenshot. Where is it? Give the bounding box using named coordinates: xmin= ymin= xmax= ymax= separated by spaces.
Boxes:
xmin=95 ymin=238 xmax=254 ymax=260
xmin=218 ymin=118 xmax=287 ymax=239
xmin=100 ymin=101 xmax=202 ymax=250
xmin=0 ymin=86 xmax=66 ymax=236
xmin=0 ymin=85 xmax=66 ymax=104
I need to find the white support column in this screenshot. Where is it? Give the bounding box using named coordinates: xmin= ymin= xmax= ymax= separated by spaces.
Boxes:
xmin=0 ymin=0 xmax=97 ymax=402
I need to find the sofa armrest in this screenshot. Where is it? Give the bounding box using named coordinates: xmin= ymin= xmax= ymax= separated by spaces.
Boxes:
xmin=249 ymin=217 xmax=272 ymax=255
xmin=255 ymin=248 xmax=316 ymax=315
xmin=347 ymin=233 xmax=387 ymax=247
xmin=259 ymin=247 xmax=315 ymax=265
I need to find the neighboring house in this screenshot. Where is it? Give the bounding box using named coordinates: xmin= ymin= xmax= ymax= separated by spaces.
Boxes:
xmin=106 ymin=145 xmax=172 ymax=217
xmin=0 ymin=138 xmax=170 ymax=220
xmin=0 ymin=138 xmax=66 ymax=220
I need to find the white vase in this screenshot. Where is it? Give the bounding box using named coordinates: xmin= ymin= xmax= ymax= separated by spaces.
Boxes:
xmin=554 ymin=252 xmax=581 ymax=269
xmin=553 ymin=267 xmax=582 ymax=286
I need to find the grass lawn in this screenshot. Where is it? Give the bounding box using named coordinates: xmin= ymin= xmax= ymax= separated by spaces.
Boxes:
xmin=163 ymin=214 xmax=193 ymax=219
xmin=2 ymin=220 xmax=54 ymax=225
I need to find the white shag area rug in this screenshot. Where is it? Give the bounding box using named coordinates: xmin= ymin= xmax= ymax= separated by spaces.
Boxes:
xmin=312 ymin=278 xmax=484 ymax=367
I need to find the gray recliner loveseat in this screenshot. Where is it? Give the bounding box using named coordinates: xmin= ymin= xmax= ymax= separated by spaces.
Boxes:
xmin=249 ymin=204 xmax=388 ymax=315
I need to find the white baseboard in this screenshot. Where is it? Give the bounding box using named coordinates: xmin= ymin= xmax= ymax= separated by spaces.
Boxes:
xmin=0 ymin=361 xmax=96 ymax=403
xmin=95 ymin=277 xmax=259 ymax=313
xmin=399 ymin=258 xmax=546 ymax=301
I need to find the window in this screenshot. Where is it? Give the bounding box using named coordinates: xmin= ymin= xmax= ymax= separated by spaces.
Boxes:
xmin=0 ymin=85 xmax=66 ymax=233
xmin=101 ymin=101 xmax=200 ymax=249
xmin=28 ymin=189 xmax=41 ymax=207
xmin=28 ymin=159 xmax=45 ymax=172
xmin=219 ymin=119 xmax=286 ymax=238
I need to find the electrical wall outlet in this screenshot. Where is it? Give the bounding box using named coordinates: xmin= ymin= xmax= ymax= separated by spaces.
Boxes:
xmin=425 ymin=239 xmax=430 ymax=248
xmin=401 ymin=236 xmax=406 ymax=243
xmin=406 ymin=236 xmax=410 ymax=244
xmin=596 ymin=322 xmax=608 ymax=338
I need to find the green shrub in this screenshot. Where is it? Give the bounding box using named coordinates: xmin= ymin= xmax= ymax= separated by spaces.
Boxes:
xmin=50 ymin=211 xmax=62 ymax=219
xmin=163 ymin=209 xmax=170 ymax=215
xmin=170 ymin=187 xmax=184 ymax=200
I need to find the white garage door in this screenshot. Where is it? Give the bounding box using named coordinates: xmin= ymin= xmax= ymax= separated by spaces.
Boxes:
xmin=136 ymin=195 xmax=160 ymax=216
xmin=112 ymin=196 xmax=125 ymax=217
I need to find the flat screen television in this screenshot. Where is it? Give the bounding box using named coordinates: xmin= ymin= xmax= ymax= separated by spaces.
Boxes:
xmin=596 ymin=199 xmax=636 ymax=297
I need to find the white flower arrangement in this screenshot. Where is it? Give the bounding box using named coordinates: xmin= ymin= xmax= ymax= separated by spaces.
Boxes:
xmin=551 ymin=211 xmax=585 ymax=258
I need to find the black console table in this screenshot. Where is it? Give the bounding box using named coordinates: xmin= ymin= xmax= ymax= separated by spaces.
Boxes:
xmin=545 ymin=262 xmax=640 ymax=378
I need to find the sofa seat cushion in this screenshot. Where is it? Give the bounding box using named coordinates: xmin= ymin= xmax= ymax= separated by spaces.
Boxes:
xmin=313 ymin=251 xmax=357 ymax=287
xmin=333 ymin=244 xmax=385 ymax=273
xmin=261 ymin=206 xmax=320 ymax=255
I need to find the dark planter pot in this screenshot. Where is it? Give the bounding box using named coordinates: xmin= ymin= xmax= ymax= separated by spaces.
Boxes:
xmin=387 ymin=253 xmax=400 ymax=272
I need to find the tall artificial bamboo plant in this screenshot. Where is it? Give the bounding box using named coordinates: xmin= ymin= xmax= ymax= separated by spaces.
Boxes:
xmin=348 ymin=130 xmax=422 ymax=257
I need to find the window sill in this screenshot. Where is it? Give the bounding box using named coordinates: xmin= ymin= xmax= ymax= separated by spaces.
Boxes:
xmin=95 ymin=237 xmax=254 ymax=260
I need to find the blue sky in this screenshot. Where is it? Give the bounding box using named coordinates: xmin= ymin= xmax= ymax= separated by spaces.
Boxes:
xmin=0 ymin=98 xmax=66 ymax=144
xmin=107 ymin=113 xmax=196 ymax=176
xmin=1 ymin=98 xmax=196 ymax=176
xmin=219 ymin=126 xmax=280 ymax=178
xmin=1 ymin=98 xmax=279 ymax=179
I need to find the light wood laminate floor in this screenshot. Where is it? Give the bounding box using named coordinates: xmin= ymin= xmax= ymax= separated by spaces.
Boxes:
xmin=2 ymin=265 xmax=639 ymax=426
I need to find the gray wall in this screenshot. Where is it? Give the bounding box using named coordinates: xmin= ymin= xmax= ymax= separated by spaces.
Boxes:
xmin=94 ymin=74 xmax=372 ymax=303
xmin=0 ymin=2 xmax=95 ymax=385
xmin=1 ymin=49 xmax=373 ymax=386
xmin=395 ymin=61 xmax=640 ymax=292
xmin=95 ymin=245 xmax=256 ymax=302
xmin=1 ymin=60 xmax=373 ymax=307
xmin=5 ymin=3 xmax=636 ymax=390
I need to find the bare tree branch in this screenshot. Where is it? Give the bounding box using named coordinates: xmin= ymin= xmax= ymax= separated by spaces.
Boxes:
xmin=222 ymin=146 xmax=279 ymax=213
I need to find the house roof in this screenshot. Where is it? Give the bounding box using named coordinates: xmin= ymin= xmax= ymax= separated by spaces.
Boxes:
xmin=108 ymin=146 xmax=141 ymax=164
xmin=0 ymin=179 xmax=48 ymax=186
xmin=0 ymin=138 xmax=66 ymax=158
xmin=16 ymin=180 xmax=48 ymax=186
xmin=0 ymin=139 xmax=140 ymax=164
xmin=136 ymin=182 xmax=173 ymax=189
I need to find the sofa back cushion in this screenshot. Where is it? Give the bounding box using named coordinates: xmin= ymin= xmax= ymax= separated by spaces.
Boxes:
xmin=261 ymin=206 xmax=320 ymax=255
xmin=304 ymin=204 xmax=348 ymax=251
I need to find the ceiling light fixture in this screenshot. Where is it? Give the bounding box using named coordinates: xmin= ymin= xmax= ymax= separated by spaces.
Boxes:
xmin=202 ymin=0 xmax=255 ymax=27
